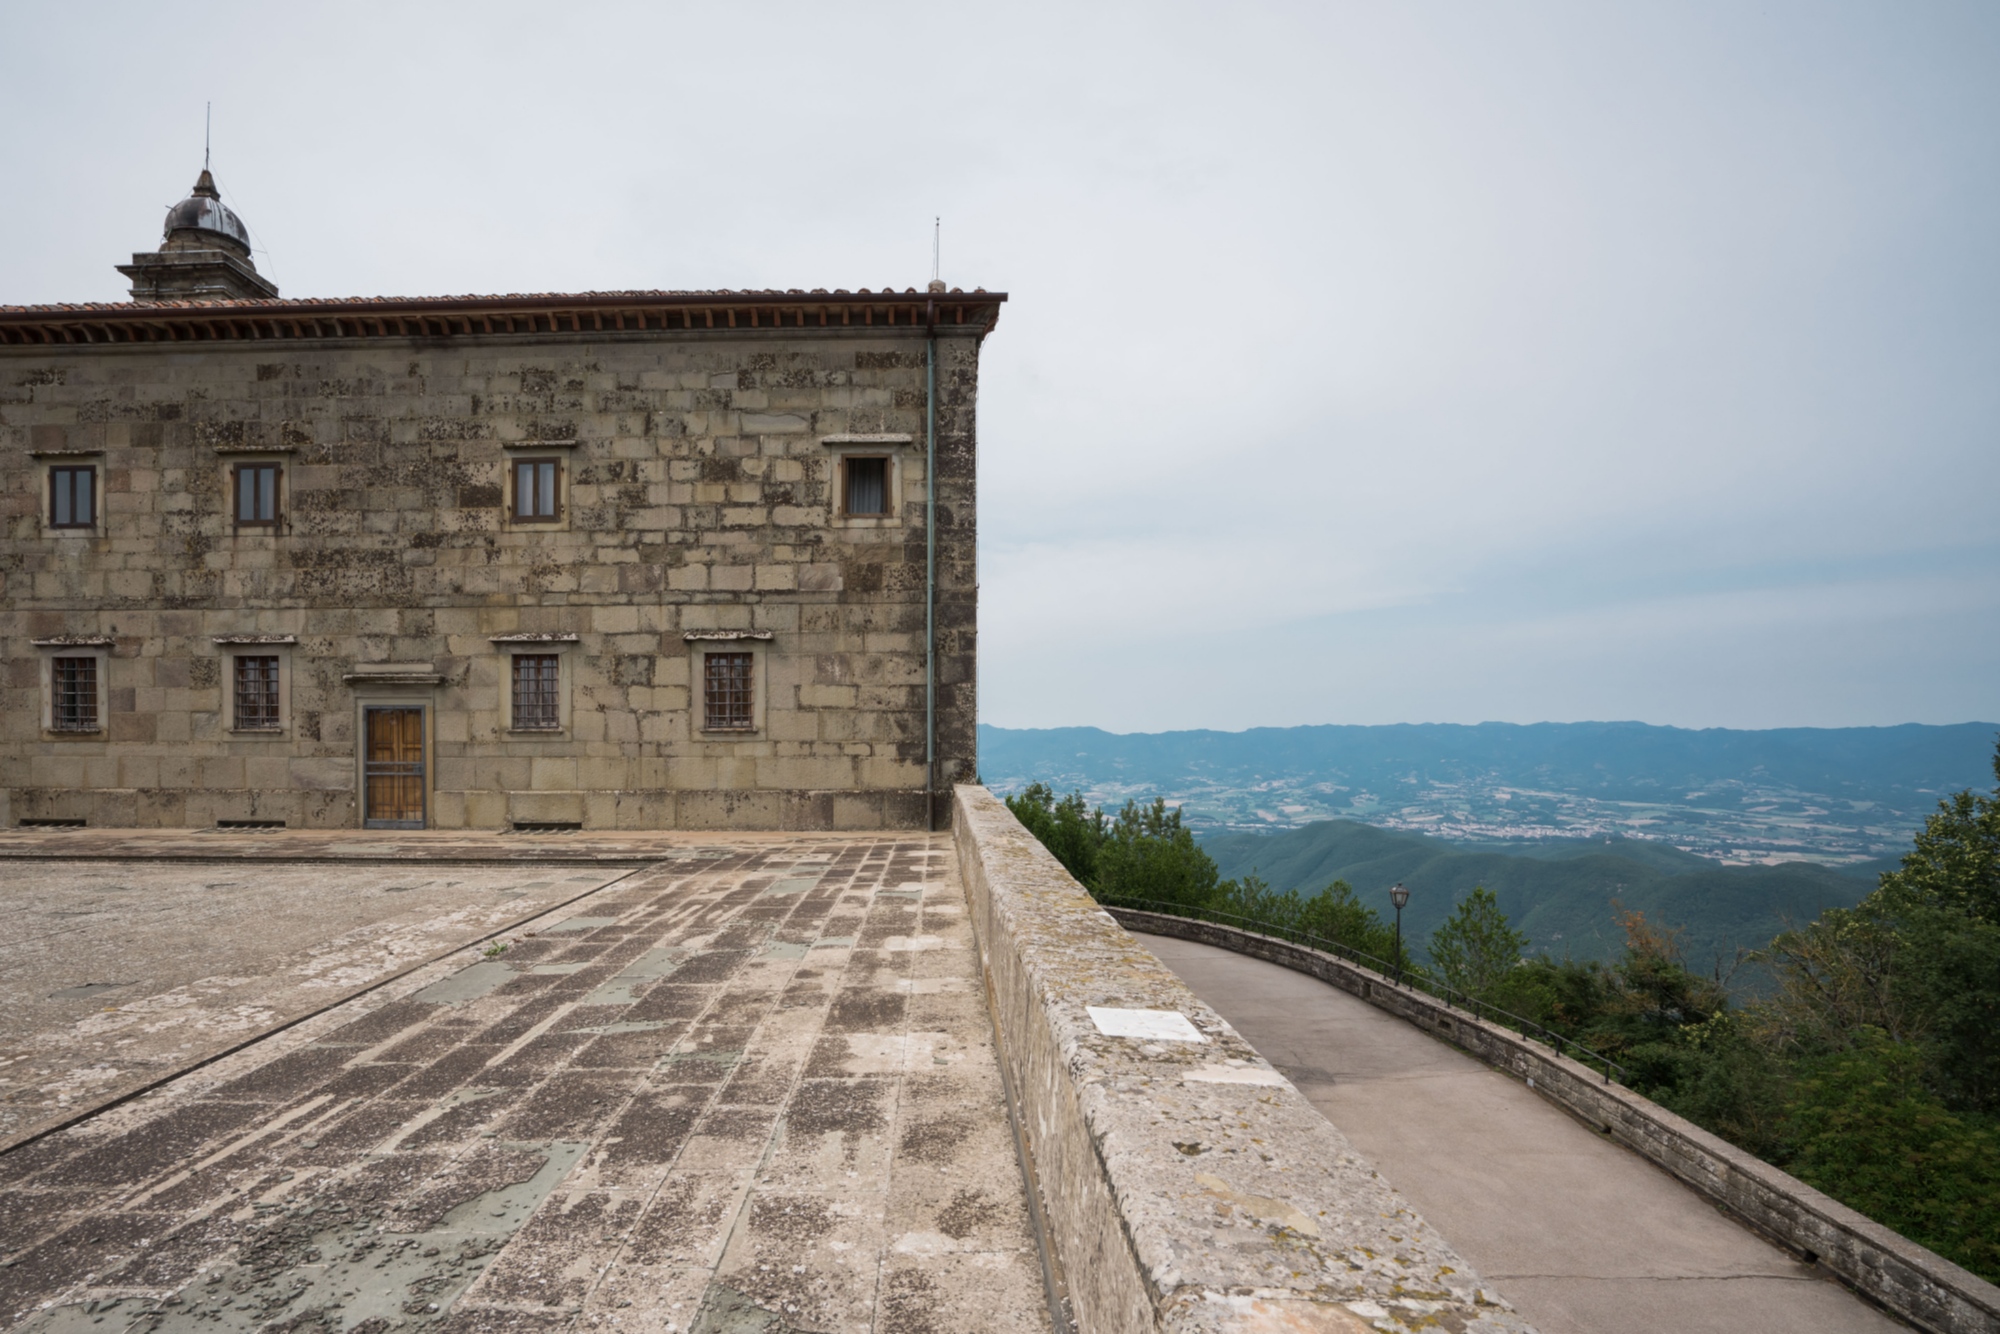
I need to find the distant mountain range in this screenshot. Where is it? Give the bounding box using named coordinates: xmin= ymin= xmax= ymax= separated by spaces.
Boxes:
xmin=978 ymin=720 xmax=1998 ymax=866
xmin=1202 ymin=818 xmax=1886 ymax=980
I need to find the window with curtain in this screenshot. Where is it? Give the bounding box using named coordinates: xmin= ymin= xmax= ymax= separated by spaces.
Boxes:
xmin=234 ymin=463 xmax=281 ymax=527
xmin=844 ymin=457 xmax=888 ymax=515
xmin=49 ymin=465 xmax=96 ymax=528
xmin=513 ymin=458 xmax=561 ymax=521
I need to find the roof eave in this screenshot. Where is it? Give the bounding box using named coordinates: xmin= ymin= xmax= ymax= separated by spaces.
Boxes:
xmin=0 ymin=289 xmax=1006 ymax=348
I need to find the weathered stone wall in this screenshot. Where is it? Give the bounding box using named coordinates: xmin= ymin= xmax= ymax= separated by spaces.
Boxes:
xmin=1113 ymin=909 xmax=2000 ymax=1334
xmin=0 ymin=326 xmax=983 ymax=829
xmin=953 ymin=784 xmax=1536 ymax=1334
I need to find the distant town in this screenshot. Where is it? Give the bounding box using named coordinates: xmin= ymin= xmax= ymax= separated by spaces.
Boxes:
xmin=979 ymin=720 xmax=1999 ymax=866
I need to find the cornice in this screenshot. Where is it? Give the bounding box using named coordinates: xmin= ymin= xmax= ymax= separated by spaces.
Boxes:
xmin=0 ymin=287 xmax=1006 ymax=349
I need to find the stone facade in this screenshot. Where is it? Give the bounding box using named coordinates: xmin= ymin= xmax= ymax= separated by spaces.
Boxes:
xmin=0 ymin=290 xmax=999 ymax=830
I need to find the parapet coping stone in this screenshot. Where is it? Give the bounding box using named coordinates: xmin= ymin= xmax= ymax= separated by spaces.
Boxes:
xmin=1113 ymin=909 xmax=2000 ymax=1334
xmin=952 ymin=783 xmax=1535 ymax=1334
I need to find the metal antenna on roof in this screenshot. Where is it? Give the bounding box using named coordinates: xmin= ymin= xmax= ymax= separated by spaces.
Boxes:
xmin=932 ymin=217 xmax=940 ymax=284
xmin=204 ymin=103 xmax=211 ymax=171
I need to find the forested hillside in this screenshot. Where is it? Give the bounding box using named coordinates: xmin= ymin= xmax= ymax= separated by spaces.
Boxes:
xmin=1202 ymin=820 xmax=1876 ymax=976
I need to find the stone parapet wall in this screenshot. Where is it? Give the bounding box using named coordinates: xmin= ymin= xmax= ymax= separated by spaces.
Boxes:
xmin=1112 ymin=909 xmax=2000 ymax=1334
xmin=0 ymin=326 xmax=983 ymax=829
xmin=952 ymin=784 xmax=1535 ymax=1334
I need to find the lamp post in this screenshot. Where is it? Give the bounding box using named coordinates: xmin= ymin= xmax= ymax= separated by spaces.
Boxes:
xmin=1389 ymin=882 xmax=1410 ymax=984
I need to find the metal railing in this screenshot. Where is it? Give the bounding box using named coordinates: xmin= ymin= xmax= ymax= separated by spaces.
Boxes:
xmin=1099 ymin=894 xmax=1630 ymax=1086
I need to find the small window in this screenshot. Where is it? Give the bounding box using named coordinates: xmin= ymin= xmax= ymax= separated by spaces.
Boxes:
xmin=511 ymin=654 xmax=561 ymax=731
xmin=844 ymin=456 xmax=888 ymax=516
xmin=703 ymin=652 xmax=755 ymax=731
xmin=51 ymin=657 xmax=99 ymax=732
xmin=233 ymin=655 xmax=281 ymax=730
xmin=50 ymin=466 xmax=96 ymax=529
xmin=513 ymin=458 xmax=561 ymax=522
xmin=234 ymin=463 xmax=282 ymax=528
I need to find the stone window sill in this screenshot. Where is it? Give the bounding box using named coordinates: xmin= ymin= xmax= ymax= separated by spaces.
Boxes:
xmin=43 ymin=729 xmax=103 ymax=740
xmin=700 ymin=727 xmax=759 ymax=735
xmin=507 ymin=728 xmax=565 ymax=736
xmin=229 ymin=727 xmax=286 ymax=736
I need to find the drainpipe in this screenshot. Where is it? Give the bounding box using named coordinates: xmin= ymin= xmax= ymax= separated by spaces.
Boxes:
xmin=924 ymin=292 xmax=939 ymax=828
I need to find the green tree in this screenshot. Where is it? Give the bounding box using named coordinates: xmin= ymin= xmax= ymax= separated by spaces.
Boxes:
xmin=1428 ymin=886 xmax=1528 ymax=999
xmin=1864 ymin=742 xmax=2000 ymax=1113
xmin=1295 ymin=879 xmax=1399 ymax=961
xmin=1760 ymin=737 xmax=2000 ymax=1114
xmin=1095 ymin=797 xmax=1220 ymax=909
xmin=1004 ymin=782 xmax=1107 ymax=888
xmin=1874 ymin=743 xmax=2000 ymax=926
xmin=1785 ymin=1032 xmax=2000 ymax=1278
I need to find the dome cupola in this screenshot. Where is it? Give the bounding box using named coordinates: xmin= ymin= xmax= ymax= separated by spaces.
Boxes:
xmin=117 ymin=165 xmax=278 ymax=303
xmin=161 ymin=169 xmax=253 ymax=256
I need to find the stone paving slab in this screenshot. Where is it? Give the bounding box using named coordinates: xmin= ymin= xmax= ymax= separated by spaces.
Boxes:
xmin=0 ymin=835 xmax=1051 ymax=1334
xmin=0 ymin=858 xmax=643 ymax=1149
xmin=0 ymin=829 xmax=794 ymax=866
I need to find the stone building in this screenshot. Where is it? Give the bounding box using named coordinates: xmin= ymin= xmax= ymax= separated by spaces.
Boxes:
xmin=0 ymin=170 xmax=1002 ymax=831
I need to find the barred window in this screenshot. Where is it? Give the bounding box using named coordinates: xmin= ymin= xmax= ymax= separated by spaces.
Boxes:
xmin=513 ymin=458 xmax=561 ymax=521
xmin=50 ymin=466 xmax=96 ymax=528
xmin=844 ymin=457 xmax=888 ymax=515
xmin=234 ymin=463 xmax=281 ymax=527
xmin=703 ymin=652 xmax=754 ymax=731
xmin=234 ymin=655 xmax=281 ymax=730
xmin=51 ymin=657 xmax=98 ymax=732
xmin=512 ymin=654 xmax=561 ymax=730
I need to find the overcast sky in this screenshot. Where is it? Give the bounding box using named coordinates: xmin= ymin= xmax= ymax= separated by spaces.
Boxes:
xmin=4 ymin=2 xmax=1995 ymax=733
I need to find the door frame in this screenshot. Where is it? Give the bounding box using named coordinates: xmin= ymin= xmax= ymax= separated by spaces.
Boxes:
xmin=354 ymin=698 xmax=432 ymax=830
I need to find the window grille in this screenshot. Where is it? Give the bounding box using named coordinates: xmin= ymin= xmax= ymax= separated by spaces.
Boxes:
xmin=512 ymin=654 xmax=561 ymax=730
xmin=704 ymin=652 xmax=754 ymax=731
xmin=234 ymin=655 xmax=281 ymax=730
xmin=51 ymin=657 xmax=98 ymax=732
xmin=845 ymin=457 xmax=888 ymax=515
xmin=50 ymin=466 xmax=96 ymax=528
xmin=513 ymin=458 xmax=561 ymax=520
xmin=234 ymin=464 xmax=281 ymax=526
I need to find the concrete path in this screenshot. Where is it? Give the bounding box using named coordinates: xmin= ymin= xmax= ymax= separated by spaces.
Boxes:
xmin=0 ymin=836 xmax=1049 ymax=1334
xmin=1138 ymin=932 xmax=1908 ymax=1334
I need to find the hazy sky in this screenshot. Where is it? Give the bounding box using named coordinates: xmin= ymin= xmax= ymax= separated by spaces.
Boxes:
xmin=4 ymin=3 xmax=1995 ymax=732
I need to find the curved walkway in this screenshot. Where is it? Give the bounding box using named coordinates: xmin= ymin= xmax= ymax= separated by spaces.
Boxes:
xmin=1137 ymin=932 xmax=1907 ymax=1334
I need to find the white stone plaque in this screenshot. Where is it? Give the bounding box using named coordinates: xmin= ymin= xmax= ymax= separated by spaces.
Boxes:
xmin=1183 ymin=1062 xmax=1286 ymax=1086
xmin=1086 ymin=1006 xmax=1207 ymax=1042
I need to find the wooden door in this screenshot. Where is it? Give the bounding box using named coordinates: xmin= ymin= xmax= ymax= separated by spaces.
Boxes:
xmin=363 ymin=707 xmax=426 ymax=828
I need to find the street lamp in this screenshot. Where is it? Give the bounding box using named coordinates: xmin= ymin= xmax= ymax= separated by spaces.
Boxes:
xmin=1389 ymin=882 xmax=1410 ymax=984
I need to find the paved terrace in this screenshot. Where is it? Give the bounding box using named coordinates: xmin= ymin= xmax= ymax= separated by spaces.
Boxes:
xmin=0 ymin=831 xmax=1050 ymax=1334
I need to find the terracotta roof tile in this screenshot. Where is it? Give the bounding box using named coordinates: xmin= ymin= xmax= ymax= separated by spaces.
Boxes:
xmin=0 ymin=287 xmax=995 ymax=315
